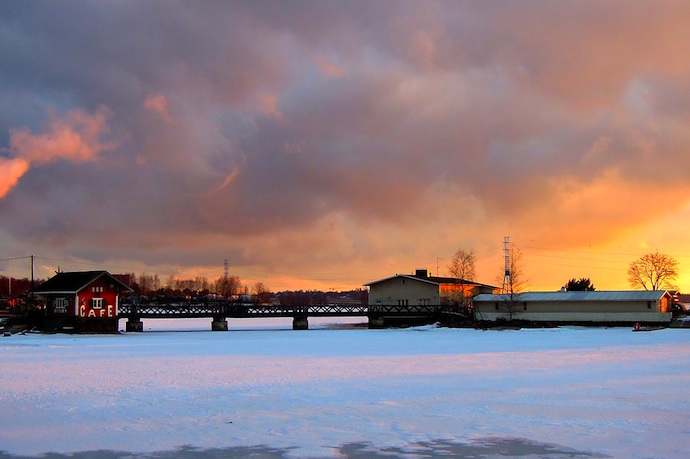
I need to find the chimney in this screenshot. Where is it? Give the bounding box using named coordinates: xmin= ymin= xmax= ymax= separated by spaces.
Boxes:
xmin=415 ymin=269 xmax=430 ymax=278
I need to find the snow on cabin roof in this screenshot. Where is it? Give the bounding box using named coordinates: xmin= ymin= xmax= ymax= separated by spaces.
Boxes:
xmin=474 ymin=290 xmax=670 ymax=302
xmin=34 ymin=270 xmax=132 ymax=294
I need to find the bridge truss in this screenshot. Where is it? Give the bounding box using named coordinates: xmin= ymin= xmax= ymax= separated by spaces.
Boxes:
xmin=118 ymin=301 xmax=440 ymax=320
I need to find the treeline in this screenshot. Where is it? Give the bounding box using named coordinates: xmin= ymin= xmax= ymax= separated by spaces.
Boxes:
xmin=0 ymin=272 xmax=368 ymax=307
xmin=118 ymin=272 xmax=259 ymax=299
xmin=0 ymin=276 xmax=43 ymax=299
xmin=119 ymin=273 xmax=368 ymax=306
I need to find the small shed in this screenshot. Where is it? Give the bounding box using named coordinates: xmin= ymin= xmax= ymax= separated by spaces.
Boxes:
xmin=34 ymin=270 xmax=132 ymax=332
xmin=473 ymin=290 xmax=674 ymax=325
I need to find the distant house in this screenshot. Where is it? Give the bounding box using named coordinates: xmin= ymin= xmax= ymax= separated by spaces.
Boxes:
xmin=473 ymin=290 xmax=674 ymax=325
xmin=365 ymin=269 xmax=499 ymax=306
xmin=34 ymin=270 xmax=132 ymax=332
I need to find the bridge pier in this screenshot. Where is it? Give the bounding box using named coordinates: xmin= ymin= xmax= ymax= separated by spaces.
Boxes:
xmin=292 ymin=316 xmax=309 ymax=330
xmin=368 ymin=316 xmax=385 ymax=329
xmin=126 ymin=318 xmax=144 ymax=332
xmin=211 ymin=316 xmax=228 ymax=331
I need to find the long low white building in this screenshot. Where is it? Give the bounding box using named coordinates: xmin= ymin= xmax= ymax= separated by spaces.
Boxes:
xmin=473 ymin=290 xmax=673 ymax=325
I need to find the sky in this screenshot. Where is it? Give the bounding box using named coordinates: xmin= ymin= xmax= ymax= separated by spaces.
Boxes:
xmin=2 ymin=1 xmax=690 ymax=292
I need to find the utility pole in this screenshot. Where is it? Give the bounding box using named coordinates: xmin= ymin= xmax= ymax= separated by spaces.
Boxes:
xmin=30 ymin=255 xmax=34 ymax=304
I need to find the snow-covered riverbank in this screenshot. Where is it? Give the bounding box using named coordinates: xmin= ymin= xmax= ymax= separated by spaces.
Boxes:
xmin=1 ymin=319 xmax=688 ymax=458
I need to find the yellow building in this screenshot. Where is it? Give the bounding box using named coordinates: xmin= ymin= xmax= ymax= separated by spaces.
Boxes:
xmin=365 ymin=269 xmax=498 ymax=306
xmin=473 ymin=290 xmax=674 ymax=325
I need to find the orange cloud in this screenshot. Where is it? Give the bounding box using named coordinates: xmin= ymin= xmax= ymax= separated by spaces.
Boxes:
xmin=509 ymin=169 xmax=690 ymax=249
xmin=0 ymin=157 xmax=29 ymax=198
xmin=256 ymin=93 xmax=284 ymax=119
xmin=316 ymin=55 xmax=346 ymax=78
xmin=205 ymin=168 xmax=241 ymax=196
xmin=1 ymin=106 xmax=115 ymax=198
xmin=144 ymin=94 xmax=175 ymax=124
xmin=406 ymin=28 xmax=439 ymax=69
xmin=9 ymin=106 xmax=114 ymax=164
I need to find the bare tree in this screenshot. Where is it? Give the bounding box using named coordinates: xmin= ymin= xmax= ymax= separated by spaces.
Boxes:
xmin=252 ymin=281 xmax=271 ymax=304
xmin=215 ymin=274 xmax=242 ymax=298
xmin=194 ymin=275 xmax=209 ymax=294
xmin=447 ymin=248 xmax=476 ymax=313
xmin=137 ymin=273 xmax=160 ymax=296
xmin=165 ymin=275 xmax=177 ymax=290
xmin=448 ymin=248 xmax=476 ymax=281
xmin=627 ymin=252 xmax=678 ymax=290
xmin=213 ymin=277 xmax=225 ymax=296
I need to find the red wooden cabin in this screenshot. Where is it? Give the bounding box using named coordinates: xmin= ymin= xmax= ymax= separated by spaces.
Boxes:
xmin=34 ymin=270 xmax=132 ymax=332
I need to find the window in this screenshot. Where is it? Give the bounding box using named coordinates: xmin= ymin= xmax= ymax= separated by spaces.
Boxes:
xmin=647 ymin=301 xmax=652 ymax=309
xmin=397 ymin=299 xmax=409 ymax=306
xmin=495 ymin=302 xmax=499 ymax=310
xmin=523 ymin=302 xmax=527 ymax=310
xmin=92 ymin=298 xmax=104 ymax=309
xmin=92 ymin=286 xmax=103 ymax=293
xmin=420 ymin=299 xmax=430 ymax=306
xmin=52 ymin=298 xmax=69 ymax=314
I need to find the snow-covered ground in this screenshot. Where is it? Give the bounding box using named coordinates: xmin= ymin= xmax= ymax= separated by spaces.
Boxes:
xmin=1 ymin=318 xmax=689 ymax=458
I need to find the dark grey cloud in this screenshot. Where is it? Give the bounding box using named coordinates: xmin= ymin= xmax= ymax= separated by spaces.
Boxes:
xmin=2 ymin=1 xmax=690 ymax=287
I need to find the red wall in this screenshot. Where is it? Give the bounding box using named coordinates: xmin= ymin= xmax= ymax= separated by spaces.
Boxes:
xmin=48 ymin=278 xmax=120 ymax=319
xmin=76 ymin=278 xmax=119 ymax=318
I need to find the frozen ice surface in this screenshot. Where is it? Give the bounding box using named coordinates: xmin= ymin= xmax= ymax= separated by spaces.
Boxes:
xmin=1 ymin=318 xmax=689 ymax=458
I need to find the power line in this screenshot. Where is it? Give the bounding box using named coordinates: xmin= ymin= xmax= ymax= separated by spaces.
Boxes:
xmin=34 ymin=256 xmax=106 ymax=267
xmin=0 ymin=255 xmax=32 ymax=262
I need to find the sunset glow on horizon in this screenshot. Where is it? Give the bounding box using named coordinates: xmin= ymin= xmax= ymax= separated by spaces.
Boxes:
xmin=2 ymin=2 xmax=690 ymax=293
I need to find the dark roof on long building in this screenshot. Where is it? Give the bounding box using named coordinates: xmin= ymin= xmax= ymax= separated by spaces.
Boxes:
xmin=365 ymin=273 xmax=498 ymax=290
xmin=424 ymin=275 xmax=497 ymax=289
xmin=474 ymin=290 xmax=670 ymax=302
xmin=34 ymin=270 xmax=132 ymax=294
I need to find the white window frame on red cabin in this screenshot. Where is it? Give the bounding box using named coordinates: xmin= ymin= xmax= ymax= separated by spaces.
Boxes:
xmin=92 ymin=298 xmax=104 ymax=309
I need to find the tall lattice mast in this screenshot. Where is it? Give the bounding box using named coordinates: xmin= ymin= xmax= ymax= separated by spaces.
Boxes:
xmin=502 ymin=236 xmax=512 ymax=293
xmin=223 ymin=259 xmax=230 ymax=298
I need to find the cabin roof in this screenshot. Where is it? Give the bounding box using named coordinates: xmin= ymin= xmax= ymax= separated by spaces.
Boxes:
xmin=34 ymin=270 xmax=133 ymax=294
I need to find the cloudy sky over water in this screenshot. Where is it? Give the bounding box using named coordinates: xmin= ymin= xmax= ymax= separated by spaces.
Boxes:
xmin=2 ymin=1 xmax=690 ymax=291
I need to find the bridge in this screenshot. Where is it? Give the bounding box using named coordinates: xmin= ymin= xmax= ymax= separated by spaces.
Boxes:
xmin=118 ymin=301 xmax=441 ymax=331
